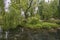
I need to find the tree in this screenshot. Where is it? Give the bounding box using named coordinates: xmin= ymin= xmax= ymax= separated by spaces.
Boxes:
xmin=58 ymin=0 xmax=60 ymax=19
xmin=38 ymin=0 xmax=53 ymax=20
xmin=0 ymin=0 xmax=6 ymax=29
xmin=0 ymin=0 xmax=5 ymax=15
xmin=38 ymin=0 xmax=45 ymax=20
xmin=38 ymin=0 xmax=59 ymax=20
xmin=3 ymin=0 xmax=21 ymax=30
xmin=50 ymin=0 xmax=59 ymax=19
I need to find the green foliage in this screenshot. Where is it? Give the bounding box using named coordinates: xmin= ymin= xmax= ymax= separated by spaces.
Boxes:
xmin=0 ymin=0 xmax=60 ymax=30
xmin=19 ymin=14 xmax=41 ymax=27
xmin=48 ymin=19 xmax=60 ymax=24
xmin=38 ymin=0 xmax=59 ymax=20
xmin=22 ymin=21 xmax=59 ymax=29
xmin=27 ymin=14 xmax=40 ymax=24
xmin=19 ymin=15 xmax=59 ymax=29
xmin=3 ymin=12 xmax=20 ymax=30
xmin=2 ymin=0 xmax=21 ymax=30
xmin=39 ymin=2 xmax=53 ymax=20
xmin=50 ymin=0 xmax=59 ymax=18
xmin=0 ymin=0 xmax=5 ymax=15
xmin=42 ymin=22 xmax=59 ymax=29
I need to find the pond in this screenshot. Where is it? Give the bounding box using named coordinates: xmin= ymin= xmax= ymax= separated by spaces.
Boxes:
xmin=0 ymin=26 xmax=60 ymax=40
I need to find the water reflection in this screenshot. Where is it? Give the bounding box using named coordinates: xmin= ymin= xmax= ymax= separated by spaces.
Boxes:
xmin=0 ymin=27 xmax=60 ymax=40
xmin=0 ymin=26 xmax=2 ymax=39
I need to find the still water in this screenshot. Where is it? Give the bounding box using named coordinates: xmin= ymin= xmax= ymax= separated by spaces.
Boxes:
xmin=0 ymin=26 xmax=60 ymax=40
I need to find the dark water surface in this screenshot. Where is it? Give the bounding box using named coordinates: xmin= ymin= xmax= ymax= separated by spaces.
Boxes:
xmin=0 ymin=26 xmax=60 ymax=40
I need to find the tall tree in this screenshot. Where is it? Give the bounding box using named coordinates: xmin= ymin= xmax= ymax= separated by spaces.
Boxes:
xmin=38 ymin=0 xmax=59 ymax=20
xmin=0 ymin=0 xmax=5 ymax=15
xmin=50 ymin=0 xmax=59 ymax=19
xmin=58 ymin=0 xmax=60 ymax=19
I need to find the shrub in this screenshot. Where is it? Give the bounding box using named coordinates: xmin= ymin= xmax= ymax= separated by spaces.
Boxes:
xmin=3 ymin=13 xmax=20 ymax=30
xmin=24 ymin=22 xmax=59 ymax=29
xmin=27 ymin=15 xmax=41 ymax=24
xmin=48 ymin=19 xmax=60 ymax=24
xmin=25 ymin=23 xmax=42 ymax=28
xmin=21 ymin=16 xmax=42 ymax=28
xmin=42 ymin=22 xmax=59 ymax=29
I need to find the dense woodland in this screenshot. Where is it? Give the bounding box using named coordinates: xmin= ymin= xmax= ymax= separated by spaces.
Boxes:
xmin=0 ymin=0 xmax=60 ymax=30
